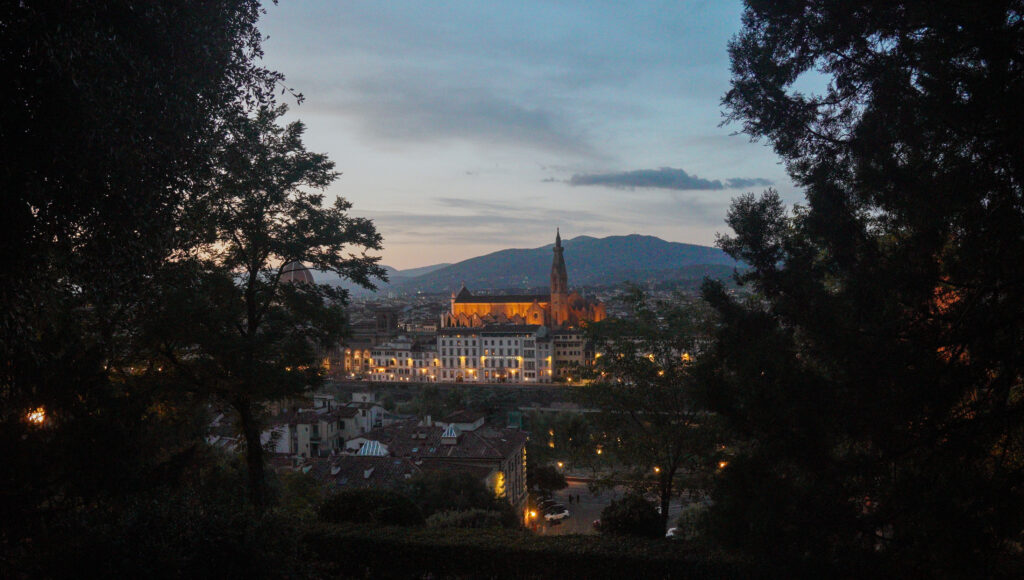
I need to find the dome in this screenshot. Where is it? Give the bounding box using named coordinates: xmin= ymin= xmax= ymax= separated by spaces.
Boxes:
xmin=280 ymin=261 xmax=314 ymax=284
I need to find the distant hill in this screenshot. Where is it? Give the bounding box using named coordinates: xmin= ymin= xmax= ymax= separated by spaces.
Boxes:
xmin=313 ymin=262 xmax=452 ymax=295
xmin=391 ymin=263 xmax=451 ymax=279
xmin=392 ymin=234 xmax=740 ymax=294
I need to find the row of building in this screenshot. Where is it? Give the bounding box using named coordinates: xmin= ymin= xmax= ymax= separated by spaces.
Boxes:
xmin=358 ymin=326 xmax=591 ymax=383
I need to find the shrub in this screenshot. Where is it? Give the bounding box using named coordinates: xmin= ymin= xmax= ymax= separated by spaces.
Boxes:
xmin=599 ymin=494 xmax=663 ymax=538
xmin=674 ymin=503 xmax=711 ymax=543
xmin=317 ymin=489 xmax=424 ymax=526
xmin=405 ymin=471 xmax=502 ymax=517
xmin=426 ymin=509 xmax=515 ymax=529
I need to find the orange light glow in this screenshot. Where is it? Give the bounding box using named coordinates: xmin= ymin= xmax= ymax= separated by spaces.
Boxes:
xmin=27 ymin=407 xmax=46 ymax=424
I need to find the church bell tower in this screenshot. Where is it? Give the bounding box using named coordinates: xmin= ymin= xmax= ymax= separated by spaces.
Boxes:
xmin=550 ymin=229 xmax=569 ymax=327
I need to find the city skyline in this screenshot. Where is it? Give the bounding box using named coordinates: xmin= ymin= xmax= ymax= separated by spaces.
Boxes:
xmin=258 ymin=1 xmax=797 ymax=270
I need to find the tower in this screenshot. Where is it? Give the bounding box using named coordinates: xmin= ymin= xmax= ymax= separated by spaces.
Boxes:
xmin=550 ymin=229 xmax=569 ymax=327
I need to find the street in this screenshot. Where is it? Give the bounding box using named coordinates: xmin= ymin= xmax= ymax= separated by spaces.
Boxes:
xmin=532 ymin=480 xmax=685 ymax=536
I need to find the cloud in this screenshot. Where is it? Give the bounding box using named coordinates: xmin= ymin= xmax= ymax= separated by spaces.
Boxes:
xmin=304 ymin=72 xmax=604 ymax=160
xmin=725 ymin=177 xmax=774 ymax=188
xmin=567 ymin=167 xmax=773 ymax=191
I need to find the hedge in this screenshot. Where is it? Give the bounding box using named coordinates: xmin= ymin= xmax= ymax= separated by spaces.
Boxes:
xmin=304 ymin=523 xmax=765 ymax=579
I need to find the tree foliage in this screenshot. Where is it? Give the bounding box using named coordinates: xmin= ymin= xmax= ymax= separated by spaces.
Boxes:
xmin=405 ymin=470 xmax=514 ymax=521
xmin=146 ymin=105 xmax=384 ymax=508
xmin=1 ymin=0 xmax=283 ymax=542
xmin=527 ymin=464 xmax=568 ymax=495
xmin=318 ymin=489 xmax=425 ymax=527
xmin=599 ymin=494 xmax=664 ymax=539
xmin=704 ymin=0 xmax=1024 ymax=573
xmin=581 ymin=288 xmax=720 ymax=528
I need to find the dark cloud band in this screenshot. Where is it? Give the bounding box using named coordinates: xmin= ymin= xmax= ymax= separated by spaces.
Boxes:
xmin=567 ymin=167 xmax=772 ymax=191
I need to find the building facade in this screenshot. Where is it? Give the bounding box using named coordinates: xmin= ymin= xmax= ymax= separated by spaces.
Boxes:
xmin=436 ymin=325 xmax=554 ymax=383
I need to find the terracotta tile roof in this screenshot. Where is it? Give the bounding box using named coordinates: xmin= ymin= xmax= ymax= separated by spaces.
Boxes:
xmin=358 ymin=419 xmax=527 ymax=461
xmin=443 ymin=409 xmax=487 ymax=424
xmin=437 ymin=324 xmax=543 ymax=335
xmin=322 ymin=456 xmax=422 ymax=489
xmin=454 ymin=294 xmax=549 ymax=304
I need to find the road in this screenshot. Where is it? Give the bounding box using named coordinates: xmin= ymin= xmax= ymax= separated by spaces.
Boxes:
xmin=532 ymin=481 xmax=685 ymax=536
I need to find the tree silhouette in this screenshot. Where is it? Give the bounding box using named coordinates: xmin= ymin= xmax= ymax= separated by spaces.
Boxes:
xmin=703 ymin=1 xmax=1024 ymax=573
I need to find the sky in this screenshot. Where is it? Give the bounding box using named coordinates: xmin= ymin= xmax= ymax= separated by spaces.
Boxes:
xmin=258 ymin=0 xmax=799 ymax=270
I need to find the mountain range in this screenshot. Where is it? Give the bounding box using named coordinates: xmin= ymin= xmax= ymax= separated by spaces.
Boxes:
xmin=317 ymin=234 xmax=740 ymax=295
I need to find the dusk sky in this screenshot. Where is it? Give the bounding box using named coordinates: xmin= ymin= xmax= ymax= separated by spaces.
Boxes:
xmin=258 ymin=0 xmax=798 ymax=270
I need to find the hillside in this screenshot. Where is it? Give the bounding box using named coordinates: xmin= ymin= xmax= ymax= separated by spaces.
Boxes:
xmin=393 ymin=234 xmax=739 ymax=294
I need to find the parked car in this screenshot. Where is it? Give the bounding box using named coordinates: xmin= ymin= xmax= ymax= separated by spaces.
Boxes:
xmin=544 ymin=505 xmax=570 ymax=521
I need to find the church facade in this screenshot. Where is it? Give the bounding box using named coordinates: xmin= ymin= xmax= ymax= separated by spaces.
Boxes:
xmin=440 ymin=230 xmax=606 ymax=329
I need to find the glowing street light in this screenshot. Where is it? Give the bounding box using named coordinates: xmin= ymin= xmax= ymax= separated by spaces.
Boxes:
xmin=26 ymin=407 xmax=45 ymax=425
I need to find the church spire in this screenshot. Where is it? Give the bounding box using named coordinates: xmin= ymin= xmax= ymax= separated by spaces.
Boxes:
xmin=550 ymin=229 xmax=569 ymax=327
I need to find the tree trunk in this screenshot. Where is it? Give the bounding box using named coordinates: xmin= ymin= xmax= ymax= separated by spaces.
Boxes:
xmin=234 ymin=397 xmax=268 ymax=511
xmin=660 ymin=472 xmax=673 ymax=530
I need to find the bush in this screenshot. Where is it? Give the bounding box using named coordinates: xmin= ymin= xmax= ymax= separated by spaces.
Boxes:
xmin=317 ymin=489 xmax=424 ymax=526
xmin=674 ymin=503 xmax=711 ymax=543
xmin=405 ymin=471 xmax=502 ymax=517
xmin=426 ymin=509 xmax=517 ymax=529
xmin=599 ymin=494 xmax=663 ymax=538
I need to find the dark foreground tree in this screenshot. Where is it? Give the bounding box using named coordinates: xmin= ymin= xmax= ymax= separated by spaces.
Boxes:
xmin=703 ymin=1 xmax=1024 ymax=574
xmin=1 ymin=0 xmax=281 ymax=546
xmin=147 ymin=105 xmax=384 ymax=509
xmin=598 ymin=494 xmax=664 ymax=539
xmin=581 ymin=288 xmax=720 ymax=530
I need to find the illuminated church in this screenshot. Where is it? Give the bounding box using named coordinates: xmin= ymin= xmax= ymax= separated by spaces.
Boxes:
xmin=440 ymin=230 xmax=606 ymax=329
